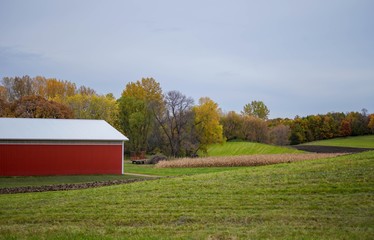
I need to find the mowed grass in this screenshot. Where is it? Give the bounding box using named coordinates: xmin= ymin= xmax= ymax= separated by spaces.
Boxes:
xmin=207 ymin=141 xmax=302 ymax=156
xmin=303 ymin=135 xmax=374 ymax=148
xmin=0 ymin=174 xmax=145 ymax=188
xmin=0 ymin=151 xmax=373 ymax=239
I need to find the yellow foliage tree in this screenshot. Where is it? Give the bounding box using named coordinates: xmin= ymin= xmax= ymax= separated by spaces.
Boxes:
xmin=193 ymin=97 xmax=224 ymax=154
xmin=54 ymin=93 xmax=119 ymax=127
xmin=368 ymin=114 xmax=374 ymax=133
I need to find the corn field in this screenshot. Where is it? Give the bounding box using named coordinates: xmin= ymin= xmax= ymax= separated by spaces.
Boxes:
xmin=155 ymin=153 xmax=345 ymax=168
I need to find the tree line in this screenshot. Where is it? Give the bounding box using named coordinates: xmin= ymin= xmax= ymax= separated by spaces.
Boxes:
xmin=1 ymin=76 xmax=373 ymax=157
xmin=0 ymin=76 xmax=118 ymax=127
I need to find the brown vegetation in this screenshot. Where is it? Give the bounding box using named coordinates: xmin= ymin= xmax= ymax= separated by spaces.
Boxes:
xmin=155 ymin=153 xmax=344 ymax=168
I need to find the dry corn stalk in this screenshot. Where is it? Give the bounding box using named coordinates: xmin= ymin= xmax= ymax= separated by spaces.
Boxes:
xmin=155 ymin=153 xmax=345 ymax=168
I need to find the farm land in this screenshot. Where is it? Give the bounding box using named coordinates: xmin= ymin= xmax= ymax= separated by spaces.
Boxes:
xmin=0 ymin=138 xmax=373 ymax=239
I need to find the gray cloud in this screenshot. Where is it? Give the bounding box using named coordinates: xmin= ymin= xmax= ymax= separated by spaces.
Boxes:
xmin=0 ymin=0 xmax=373 ymax=118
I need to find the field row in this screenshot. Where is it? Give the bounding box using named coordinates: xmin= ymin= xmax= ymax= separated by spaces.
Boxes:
xmin=156 ymin=153 xmax=344 ymax=168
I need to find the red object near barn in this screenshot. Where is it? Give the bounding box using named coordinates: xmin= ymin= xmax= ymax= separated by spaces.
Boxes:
xmin=0 ymin=118 xmax=128 ymax=176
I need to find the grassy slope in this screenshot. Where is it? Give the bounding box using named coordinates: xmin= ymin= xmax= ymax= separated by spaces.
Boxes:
xmin=207 ymin=141 xmax=301 ymax=156
xmin=303 ymin=135 xmax=374 ymax=148
xmin=1 ymin=151 xmax=373 ymax=239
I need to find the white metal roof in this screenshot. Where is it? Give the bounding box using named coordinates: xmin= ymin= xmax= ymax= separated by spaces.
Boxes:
xmin=0 ymin=118 xmax=128 ymax=141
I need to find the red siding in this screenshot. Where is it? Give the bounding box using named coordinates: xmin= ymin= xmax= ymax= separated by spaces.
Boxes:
xmin=0 ymin=144 xmax=123 ymax=176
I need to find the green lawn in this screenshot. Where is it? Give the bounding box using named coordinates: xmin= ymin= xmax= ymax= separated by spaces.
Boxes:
xmin=303 ymin=135 xmax=374 ymax=148
xmin=0 ymin=174 xmax=146 ymax=188
xmin=0 ymin=151 xmax=373 ymax=239
xmin=206 ymin=141 xmax=302 ymax=156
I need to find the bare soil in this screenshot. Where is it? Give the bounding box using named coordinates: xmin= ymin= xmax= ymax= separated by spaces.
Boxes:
xmin=0 ymin=179 xmax=146 ymax=194
xmin=292 ymin=145 xmax=374 ymax=153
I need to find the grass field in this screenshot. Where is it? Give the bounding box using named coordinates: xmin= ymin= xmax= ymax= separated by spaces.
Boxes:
xmin=303 ymin=135 xmax=374 ymax=148
xmin=1 ymin=151 xmax=373 ymax=239
xmin=206 ymin=141 xmax=302 ymax=156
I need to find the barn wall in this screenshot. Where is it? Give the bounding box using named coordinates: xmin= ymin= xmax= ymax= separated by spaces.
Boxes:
xmin=0 ymin=144 xmax=123 ymax=176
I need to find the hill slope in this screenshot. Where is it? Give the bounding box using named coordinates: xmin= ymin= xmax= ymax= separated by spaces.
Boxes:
xmin=0 ymin=151 xmax=373 ymax=239
xmin=207 ymin=141 xmax=302 ymax=156
xmin=303 ymin=135 xmax=374 ymax=148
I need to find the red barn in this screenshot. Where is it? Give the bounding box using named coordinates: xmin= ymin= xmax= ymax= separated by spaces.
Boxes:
xmin=0 ymin=118 xmax=128 ymax=176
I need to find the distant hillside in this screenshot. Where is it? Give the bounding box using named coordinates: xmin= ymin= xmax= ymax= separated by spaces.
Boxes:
xmin=206 ymin=141 xmax=301 ymax=156
xmin=302 ymin=135 xmax=374 ymax=148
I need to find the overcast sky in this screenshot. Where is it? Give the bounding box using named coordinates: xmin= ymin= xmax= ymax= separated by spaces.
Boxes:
xmin=1 ymin=0 xmax=373 ymax=118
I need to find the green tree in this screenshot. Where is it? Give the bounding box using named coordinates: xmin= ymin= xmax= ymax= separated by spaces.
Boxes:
xmin=290 ymin=117 xmax=307 ymax=145
xmin=346 ymin=111 xmax=370 ymax=136
xmin=193 ymin=97 xmax=224 ymax=154
xmin=242 ymin=100 xmax=270 ymax=119
xmin=118 ymin=78 xmax=163 ymax=153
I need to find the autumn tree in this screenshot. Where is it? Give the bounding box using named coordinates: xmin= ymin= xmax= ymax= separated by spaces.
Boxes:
xmin=0 ymin=85 xmax=8 ymax=101
xmin=241 ymin=115 xmax=269 ymax=143
xmin=270 ymin=124 xmax=291 ymax=145
xmin=0 ymin=99 xmax=11 ymax=117
xmin=10 ymin=96 xmax=73 ymax=118
xmin=1 ymin=76 xmax=35 ymax=101
xmin=368 ymin=114 xmax=374 ymax=134
xmin=153 ymin=90 xmax=195 ymax=157
xmin=193 ymin=97 xmax=224 ymax=154
xmin=57 ymin=93 xmax=119 ymax=127
xmin=220 ymin=111 xmax=243 ymax=141
xmin=118 ymin=78 xmax=163 ymax=153
xmin=0 ymin=86 xmax=9 ymax=116
xmin=327 ymin=112 xmax=346 ymax=137
xmin=1 ymin=76 xmax=77 ymax=101
xmin=339 ymin=119 xmax=352 ymax=137
xmin=44 ymin=78 xmax=76 ymax=99
xmin=242 ymin=100 xmax=270 ymax=119
xmin=78 ymin=85 xmax=96 ymax=96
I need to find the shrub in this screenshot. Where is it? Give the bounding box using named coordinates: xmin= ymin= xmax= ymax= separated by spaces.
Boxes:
xmin=148 ymin=154 xmax=167 ymax=164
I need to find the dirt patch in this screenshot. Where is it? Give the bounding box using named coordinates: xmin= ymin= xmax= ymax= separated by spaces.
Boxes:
xmin=292 ymin=145 xmax=374 ymax=153
xmin=0 ymin=179 xmax=146 ymax=195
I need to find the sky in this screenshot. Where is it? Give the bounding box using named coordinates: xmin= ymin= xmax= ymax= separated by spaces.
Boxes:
xmin=0 ymin=0 xmax=373 ymax=118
